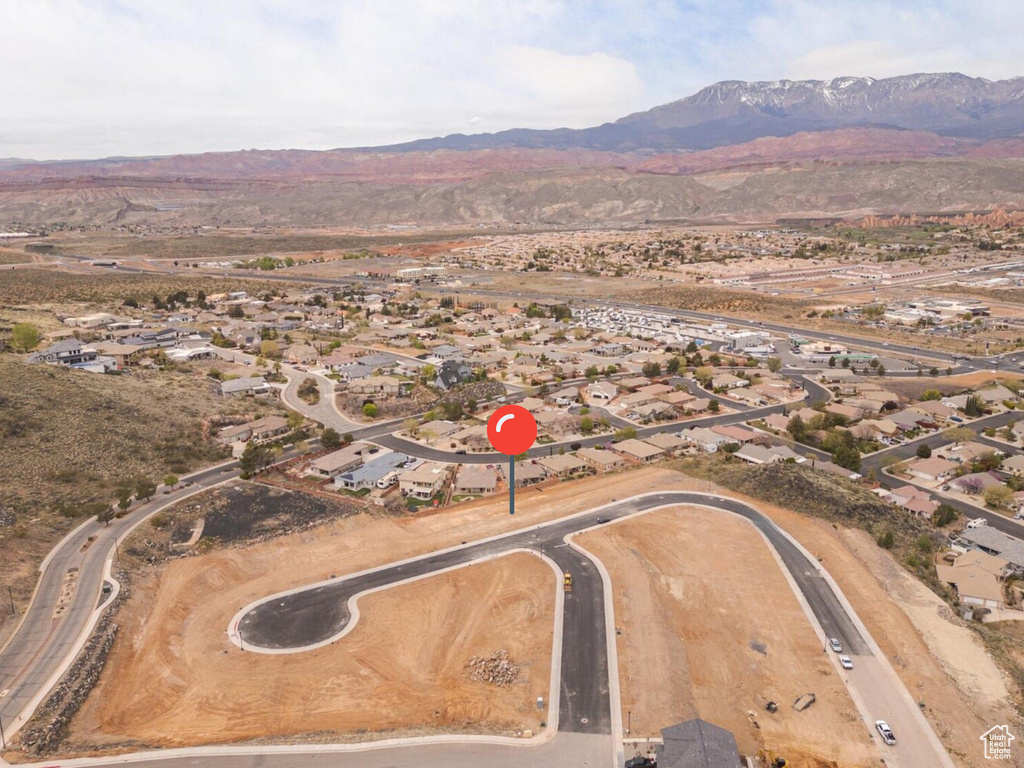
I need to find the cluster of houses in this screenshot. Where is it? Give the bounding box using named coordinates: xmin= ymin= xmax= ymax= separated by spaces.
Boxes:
xmin=937 ymin=524 xmax=1024 ymax=614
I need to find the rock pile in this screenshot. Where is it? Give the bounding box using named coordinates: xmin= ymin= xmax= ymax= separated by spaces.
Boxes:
xmin=467 ymin=649 xmax=519 ymax=686
xmin=20 ymin=613 xmax=119 ymax=755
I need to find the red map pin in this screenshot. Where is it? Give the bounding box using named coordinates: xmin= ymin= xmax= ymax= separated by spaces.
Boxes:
xmin=487 ymin=404 xmax=537 ymax=456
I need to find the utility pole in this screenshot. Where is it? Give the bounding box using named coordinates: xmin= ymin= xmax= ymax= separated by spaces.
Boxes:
xmin=1 ymin=712 xmax=6 ymax=750
xmin=7 ymin=586 xmax=14 ymax=616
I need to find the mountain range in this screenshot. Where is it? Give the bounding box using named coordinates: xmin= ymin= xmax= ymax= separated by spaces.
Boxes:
xmin=2 ymin=73 xmax=1023 ymax=228
xmin=377 ymin=73 xmax=1024 ymax=153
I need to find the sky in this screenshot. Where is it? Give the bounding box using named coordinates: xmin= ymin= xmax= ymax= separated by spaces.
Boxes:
xmin=1 ymin=0 xmax=1022 ymax=160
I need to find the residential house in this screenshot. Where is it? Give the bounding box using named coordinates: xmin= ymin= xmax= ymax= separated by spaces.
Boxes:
xmin=711 ymin=425 xmax=759 ymax=444
xmin=763 ymin=413 xmax=793 ymax=432
xmin=577 ymin=447 xmax=625 ymax=471
xmin=615 ymin=438 xmax=665 ymax=463
xmin=348 ymin=375 xmax=406 ymax=397
xmin=501 ymin=460 xmax=547 ymax=488
xmin=956 ymin=526 xmax=1024 ymax=575
xmin=950 ymin=472 xmax=1004 ymax=495
xmin=711 ymin=373 xmax=749 ymax=390
xmin=306 ymin=443 xmax=369 ymax=479
xmin=538 ymin=454 xmax=589 ymax=477
xmin=399 ymin=462 xmax=448 ymax=499
xmin=644 ymin=432 xmax=686 ymax=453
xmin=678 ymin=427 xmax=729 ymax=453
xmin=1000 ymin=454 xmax=1024 ymax=476
xmin=434 ymin=360 xmax=474 ymax=390
xmin=27 ymin=339 xmax=97 ymax=366
xmin=905 ymin=456 xmax=958 ymax=483
xmin=454 ymin=465 xmax=498 ymax=495
xmin=886 ymin=485 xmax=940 ymax=518
xmin=220 ymin=376 xmax=273 ymax=397
xmin=586 ymin=381 xmax=618 ymax=402
xmin=936 ymin=550 xmax=1009 ymax=610
xmin=334 ymin=452 xmax=410 ymax=491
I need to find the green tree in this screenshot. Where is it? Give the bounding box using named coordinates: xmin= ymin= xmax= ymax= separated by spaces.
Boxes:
xmin=921 ymin=389 xmax=942 ymax=401
xmin=642 ymin=361 xmax=662 ymax=378
xmin=786 ymin=414 xmax=808 ymax=442
xmin=766 ymin=356 xmax=783 ymax=373
xmin=580 ymin=416 xmax=594 ymax=434
xmin=162 ymin=474 xmax=179 ymax=489
xmin=97 ymin=506 xmax=115 ymax=526
xmin=320 ymin=427 xmax=341 ymax=450
xmin=963 ymin=394 xmax=985 ymax=417
xmin=876 ymin=530 xmax=895 ymax=549
xmin=985 ymin=484 xmax=1013 ymax=509
xmin=287 ymin=411 xmax=304 ymax=430
xmin=134 ymin=477 xmax=157 ymax=501
xmin=708 ymin=399 xmax=720 ymax=413
xmin=585 ymin=365 xmax=600 ymax=380
xmin=227 ymin=304 xmax=245 ymax=319
xmin=613 ymin=426 xmax=637 ymax=442
xmin=11 ymin=323 xmax=41 ymax=352
xmin=933 ymin=503 xmax=958 ymax=527
xmin=666 ymin=356 xmax=681 ymax=375
xmin=239 ymin=440 xmax=264 ymax=477
xmin=828 ymin=355 xmax=836 ymax=368
xmin=942 ymin=426 xmax=976 ymax=445
xmin=694 ymin=366 xmax=714 ymax=387
xmin=841 ymin=357 xmax=850 ymax=369
xmin=915 ymin=444 xmax=932 ymax=459
xmin=363 ymin=402 xmax=379 ymax=418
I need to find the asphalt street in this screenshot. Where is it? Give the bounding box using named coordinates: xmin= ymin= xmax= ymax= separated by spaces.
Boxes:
xmin=238 ymin=492 xmax=873 ymax=745
xmin=0 ymin=459 xmax=260 ymax=740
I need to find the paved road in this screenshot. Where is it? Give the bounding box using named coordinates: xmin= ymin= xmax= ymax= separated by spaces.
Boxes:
xmin=9 ymin=733 xmax=614 ymax=768
xmin=232 ymin=490 xmax=950 ymax=768
xmin=861 ymin=410 xmax=1024 ymax=538
xmin=0 ymin=458 xmax=267 ymax=740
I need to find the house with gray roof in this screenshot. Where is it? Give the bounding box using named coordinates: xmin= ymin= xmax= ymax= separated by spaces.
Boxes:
xmin=655 ymin=719 xmax=741 ymax=768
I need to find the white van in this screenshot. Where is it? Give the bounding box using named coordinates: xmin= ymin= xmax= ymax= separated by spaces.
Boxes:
xmin=966 ymin=517 xmax=988 ymax=529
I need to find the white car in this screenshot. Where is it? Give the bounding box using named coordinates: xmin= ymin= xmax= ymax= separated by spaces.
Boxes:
xmin=828 ymin=637 xmax=842 ymax=653
xmin=875 ymin=720 xmax=896 ymax=745
xmin=839 ymin=655 xmax=853 ymax=669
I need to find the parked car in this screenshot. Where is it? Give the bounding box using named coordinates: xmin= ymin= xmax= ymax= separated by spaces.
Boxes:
xmin=839 ymin=655 xmax=853 ymax=669
xmin=967 ymin=517 xmax=988 ymax=529
xmin=875 ymin=720 xmax=896 ymax=745
xmin=829 ymin=637 xmax=843 ymax=653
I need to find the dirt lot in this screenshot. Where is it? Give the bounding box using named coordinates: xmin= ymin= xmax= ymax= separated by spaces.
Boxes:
xmin=883 ymin=372 xmax=1023 ymax=401
xmin=730 ymin=490 xmax=1016 ymax=768
xmin=578 ymin=507 xmax=876 ymax=768
xmin=62 ymin=468 xmax=686 ymax=751
xmin=72 ymin=551 xmax=554 ymax=749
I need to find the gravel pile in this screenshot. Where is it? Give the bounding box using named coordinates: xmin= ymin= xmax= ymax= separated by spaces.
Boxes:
xmin=467 ymin=649 xmax=520 ymax=686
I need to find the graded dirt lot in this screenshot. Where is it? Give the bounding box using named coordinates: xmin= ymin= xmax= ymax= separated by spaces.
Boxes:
xmin=577 ymin=507 xmax=877 ymax=768
xmin=729 ymin=489 xmax=1016 ymax=768
xmin=65 ymin=469 xmax=687 ymax=751
xmin=883 ymin=372 xmax=1023 ymax=401
xmin=73 ymin=551 xmax=554 ymax=749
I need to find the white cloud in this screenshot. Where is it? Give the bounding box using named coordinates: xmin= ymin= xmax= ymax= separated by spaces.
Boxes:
xmin=0 ymin=1 xmax=1021 ymax=159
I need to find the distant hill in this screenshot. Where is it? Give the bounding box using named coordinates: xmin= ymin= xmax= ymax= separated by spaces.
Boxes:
xmin=2 ymin=73 xmax=1024 ymax=228
xmin=379 ymin=73 xmax=1024 ymax=152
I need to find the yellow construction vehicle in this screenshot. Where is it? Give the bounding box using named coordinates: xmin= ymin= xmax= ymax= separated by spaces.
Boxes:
xmin=563 ymin=572 xmax=573 ymax=592
xmin=758 ymin=748 xmax=788 ymax=768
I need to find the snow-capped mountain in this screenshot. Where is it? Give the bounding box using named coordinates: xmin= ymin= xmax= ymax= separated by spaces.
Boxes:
xmin=381 ymin=73 xmax=1024 ymax=152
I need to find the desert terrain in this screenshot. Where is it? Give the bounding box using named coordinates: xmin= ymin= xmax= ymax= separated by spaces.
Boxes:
xmin=74 ymin=551 xmax=555 ymax=748
xmin=578 ymin=507 xmax=876 ymax=768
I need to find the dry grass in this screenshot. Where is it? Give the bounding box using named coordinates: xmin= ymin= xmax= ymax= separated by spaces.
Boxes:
xmin=0 ymin=355 xmax=277 ymax=644
xmin=0 ymin=269 xmax=305 ymax=305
